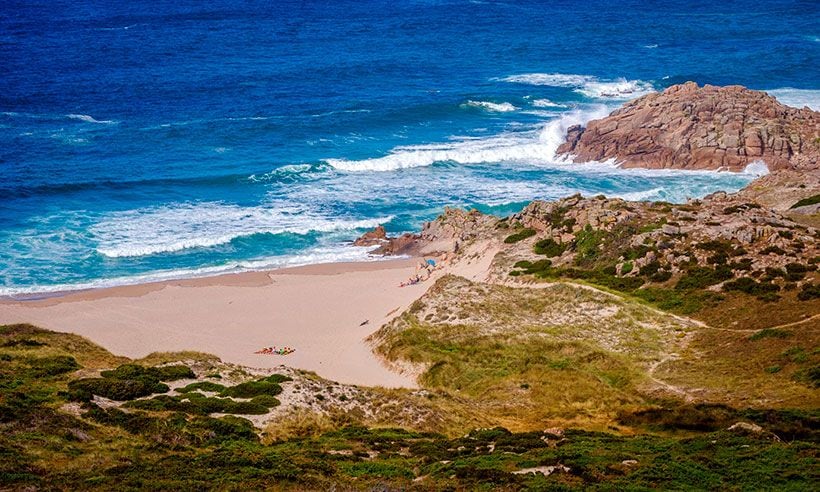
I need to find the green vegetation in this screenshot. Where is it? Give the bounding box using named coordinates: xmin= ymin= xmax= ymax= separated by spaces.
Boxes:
xmin=798 ymin=282 xmax=820 ymax=300
xmin=633 ymin=287 xmax=722 ymax=315
xmin=504 ymin=227 xmax=536 ymax=243
xmin=66 ymin=363 xmax=194 ymax=401
xmin=790 ymin=194 xmax=820 ymax=209
xmin=177 ymin=381 xmax=226 ymax=393
xmin=533 ymin=238 xmax=566 ymax=257
xmin=220 ymin=374 xmax=289 ymax=398
xmin=675 ymin=265 xmax=733 ymax=290
xmin=2 ymin=303 xmax=820 ymax=490
xmin=123 ymin=393 xmax=277 ymax=415
xmin=748 ymin=328 xmax=792 ymax=341
xmin=723 ymin=277 xmax=780 ymax=298
xmin=573 ymin=225 xmax=606 ymax=265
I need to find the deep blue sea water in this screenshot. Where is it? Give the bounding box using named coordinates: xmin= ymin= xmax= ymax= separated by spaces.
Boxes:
xmin=1 ymin=0 xmax=818 ymax=294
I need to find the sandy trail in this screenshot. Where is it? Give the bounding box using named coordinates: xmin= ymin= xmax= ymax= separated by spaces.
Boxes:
xmin=0 ymin=259 xmax=435 ymax=388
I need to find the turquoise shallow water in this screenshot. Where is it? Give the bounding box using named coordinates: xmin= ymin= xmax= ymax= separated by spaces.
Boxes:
xmin=1 ymin=0 xmax=818 ymax=294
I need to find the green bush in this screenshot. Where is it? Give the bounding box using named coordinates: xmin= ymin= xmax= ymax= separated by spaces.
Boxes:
xmin=798 ymin=283 xmax=820 ymax=301
xmin=792 ymin=366 xmax=820 ymax=388
xmin=650 ymin=270 xmax=673 ymax=283
xmin=639 ymin=260 xmax=661 ymax=277
xmin=220 ymin=376 xmax=284 ymax=398
xmin=2 ymin=338 xmax=47 ymax=348
xmin=761 ymin=246 xmax=786 ymax=255
xmin=67 ymin=378 xmax=170 ymax=402
xmin=65 ymin=363 xmax=192 ymax=401
xmin=249 ymin=395 xmax=281 ymax=408
xmin=503 ymin=228 xmax=536 ymax=244
xmin=124 ymin=394 xmax=271 ymax=415
xmin=621 ymin=261 xmax=633 ymax=275
xmin=533 ymin=238 xmax=566 ymax=257
xmin=785 ymin=263 xmax=807 ymax=281
xmin=675 ymin=266 xmax=732 ymax=290
xmin=633 ymin=288 xmax=722 ymax=315
xmin=723 ymin=277 xmax=780 ymax=296
xmin=177 ymin=381 xmax=226 ymax=393
xmin=748 ymin=328 xmax=791 ymax=341
xmin=100 ymin=364 xmax=194 ymax=382
xmin=789 ymin=194 xmax=820 ymax=209
xmin=26 ymin=356 xmax=80 ymax=378
xmin=573 ymin=225 xmax=606 ymax=264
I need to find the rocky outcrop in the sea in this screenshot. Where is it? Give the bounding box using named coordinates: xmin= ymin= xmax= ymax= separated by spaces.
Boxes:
xmin=557 ymin=82 xmax=820 ymax=171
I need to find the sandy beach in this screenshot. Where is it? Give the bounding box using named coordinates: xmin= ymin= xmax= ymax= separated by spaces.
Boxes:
xmin=0 ymin=259 xmax=437 ymax=388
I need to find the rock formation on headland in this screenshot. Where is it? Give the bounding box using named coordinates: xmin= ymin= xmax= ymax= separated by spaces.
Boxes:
xmin=557 ymin=82 xmax=820 ymax=171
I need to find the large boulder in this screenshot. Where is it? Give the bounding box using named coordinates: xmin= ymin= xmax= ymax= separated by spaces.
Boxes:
xmin=557 ymin=82 xmax=820 ymax=171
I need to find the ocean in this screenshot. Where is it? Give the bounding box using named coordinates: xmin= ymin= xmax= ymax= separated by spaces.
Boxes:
xmin=1 ymin=0 xmax=818 ymax=294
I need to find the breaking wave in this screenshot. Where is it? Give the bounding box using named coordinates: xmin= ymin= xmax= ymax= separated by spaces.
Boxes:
xmin=463 ymin=100 xmax=518 ymax=112
xmin=324 ymin=105 xmax=610 ymax=172
xmin=765 ymin=88 xmax=820 ymax=110
xmin=499 ymin=73 xmax=655 ymax=99
xmin=531 ymin=98 xmax=565 ymax=108
xmin=92 ymin=202 xmax=392 ymax=258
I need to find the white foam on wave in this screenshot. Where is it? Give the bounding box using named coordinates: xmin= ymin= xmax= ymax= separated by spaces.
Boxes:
xmin=499 ymin=73 xmax=655 ymax=99
xmin=531 ymin=98 xmax=565 ymax=108
xmin=463 ymin=100 xmax=518 ymax=112
xmin=325 ymin=105 xmax=611 ymax=172
xmin=66 ymin=114 xmax=116 ymax=124
xmin=0 ymin=245 xmax=382 ymax=297
xmin=765 ymin=88 xmax=820 ymax=110
xmin=92 ymin=201 xmax=392 ymax=258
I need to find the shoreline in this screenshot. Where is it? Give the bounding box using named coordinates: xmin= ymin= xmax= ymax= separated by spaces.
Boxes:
xmin=0 ymin=257 xmax=432 ymax=388
xmin=0 ymin=257 xmax=410 ymax=304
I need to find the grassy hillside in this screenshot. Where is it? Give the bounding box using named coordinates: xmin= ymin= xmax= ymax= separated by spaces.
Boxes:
xmin=2 ymin=324 xmax=817 ymax=490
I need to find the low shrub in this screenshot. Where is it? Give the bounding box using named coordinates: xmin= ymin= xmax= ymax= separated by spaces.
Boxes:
xmin=761 ymin=246 xmax=786 ymax=255
xmin=220 ymin=375 xmax=286 ymax=398
xmin=748 ymin=328 xmax=791 ymax=341
xmin=26 ymin=356 xmax=80 ymax=378
xmin=784 ymin=263 xmax=807 ymax=281
xmin=675 ymin=266 xmax=732 ymax=290
xmin=533 ymin=238 xmax=566 ymax=257
xmin=723 ymin=277 xmax=780 ymax=296
xmin=177 ymin=381 xmax=226 ymax=393
xmin=798 ymin=282 xmax=820 ymax=301
xmin=125 ymin=394 xmax=271 ymax=415
xmin=100 ymin=364 xmax=194 ymax=382
xmin=639 ymin=260 xmax=661 ymax=277
xmin=503 ymin=228 xmax=536 ymax=244
xmin=621 ymin=261 xmax=633 ymax=275
xmin=789 ymin=194 xmax=820 ymax=209
xmin=67 ymin=378 xmax=170 ymax=402
xmin=2 ymin=338 xmax=46 ymax=348
xmin=650 ymin=270 xmax=673 ymax=283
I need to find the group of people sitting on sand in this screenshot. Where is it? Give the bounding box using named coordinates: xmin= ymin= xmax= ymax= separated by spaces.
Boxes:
xmin=399 ymin=255 xmax=446 ymax=287
xmin=254 ymin=346 xmax=295 ymax=356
